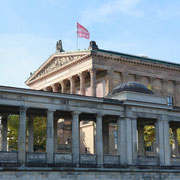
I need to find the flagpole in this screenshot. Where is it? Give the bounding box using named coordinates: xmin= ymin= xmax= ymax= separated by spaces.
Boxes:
xmin=76 ymin=22 xmax=78 ymax=50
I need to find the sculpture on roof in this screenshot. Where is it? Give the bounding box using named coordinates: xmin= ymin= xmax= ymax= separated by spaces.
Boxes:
xmin=56 ymin=40 xmax=64 ymax=53
xmin=88 ymin=41 xmax=99 ymax=50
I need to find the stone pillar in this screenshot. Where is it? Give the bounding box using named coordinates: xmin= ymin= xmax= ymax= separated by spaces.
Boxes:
xmin=125 ymin=117 xmax=133 ymax=165
xmin=90 ymin=69 xmax=96 ymax=97
xmin=103 ymin=121 xmax=109 ymax=154
xmin=132 ymin=118 xmax=137 ymax=163
xmin=106 ymin=69 xmax=113 ymax=95
xmin=46 ymin=109 xmax=55 ymax=164
xmin=60 ymin=81 xmax=66 ymax=93
xmin=54 ymin=118 xmax=58 ymax=153
xmin=72 ymin=112 xmax=80 ymax=165
xmin=52 ymin=83 xmax=59 ymax=92
xmin=79 ymin=72 xmax=85 ymax=96
xmin=69 ymin=77 xmax=76 ymax=94
xmin=155 ymin=115 xmax=171 ymax=165
xmin=138 ymin=125 xmax=145 ymax=156
xmin=172 ymin=127 xmax=179 ymax=157
xmin=18 ymin=106 xmax=27 ymax=164
xmin=117 ymin=117 xmax=126 ymax=164
xmin=1 ymin=114 xmax=8 ymax=151
xmin=96 ymin=114 xmax=103 ymax=166
xmin=27 ymin=116 xmax=34 ymax=152
xmin=117 ymin=116 xmax=134 ymax=165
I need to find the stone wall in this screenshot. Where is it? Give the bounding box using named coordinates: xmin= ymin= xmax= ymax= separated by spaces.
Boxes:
xmin=1 ymin=169 xmax=180 ymax=180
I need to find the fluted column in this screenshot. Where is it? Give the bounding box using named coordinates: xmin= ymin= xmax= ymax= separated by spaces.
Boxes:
xmin=79 ymin=72 xmax=85 ymax=95
xmin=96 ymin=114 xmax=103 ymax=166
xmin=1 ymin=114 xmax=8 ymax=151
xmin=69 ymin=77 xmax=76 ymax=94
xmin=46 ymin=109 xmax=55 ymax=164
xmin=72 ymin=111 xmax=80 ymax=165
xmin=27 ymin=116 xmax=34 ymax=152
xmin=90 ymin=69 xmax=96 ymax=97
xmin=52 ymin=83 xmax=59 ymax=92
xmin=18 ymin=106 xmax=27 ymax=164
xmin=60 ymin=81 xmax=66 ymax=93
xmin=155 ymin=115 xmax=170 ymax=165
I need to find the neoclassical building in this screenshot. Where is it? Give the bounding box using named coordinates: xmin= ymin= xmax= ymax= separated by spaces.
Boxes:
xmin=25 ymin=40 xmax=180 ymax=154
xmin=0 ymin=41 xmax=180 ymax=179
xmin=26 ymin=40 xmax=180 ymax=106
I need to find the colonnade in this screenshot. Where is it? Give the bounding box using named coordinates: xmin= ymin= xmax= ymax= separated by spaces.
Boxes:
xmin=44 ymin=68 xmax=97 ymax=97
xmin=0 ymin=107 xmax=179 ymax=166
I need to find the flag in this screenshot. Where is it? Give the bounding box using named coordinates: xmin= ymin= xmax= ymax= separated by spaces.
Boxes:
xmin=77 ymin=22 xmax=90 ymax=39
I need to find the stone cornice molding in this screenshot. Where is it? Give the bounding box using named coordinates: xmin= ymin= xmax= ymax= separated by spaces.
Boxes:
xmin=92 ymin=51 xmax=180 ymax=72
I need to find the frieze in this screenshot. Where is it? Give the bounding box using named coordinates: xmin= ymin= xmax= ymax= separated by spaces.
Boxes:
xmin=35 ymin=55 xmax=83 ymax=79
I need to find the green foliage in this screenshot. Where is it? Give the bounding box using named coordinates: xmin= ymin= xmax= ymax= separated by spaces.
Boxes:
xmin=8 ymin=115 xmax=19 ymax=150
xmin=7 ymin=115 xmax=46 ymax=152
xmin=144 ymin=125 xmax=155 ymax=146
xmin=33 ymin=117 xmax=46 ymax=151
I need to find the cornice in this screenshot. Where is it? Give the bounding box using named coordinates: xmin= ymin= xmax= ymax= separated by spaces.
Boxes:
xmin=92 ymin=51 xmax=180 ymax=72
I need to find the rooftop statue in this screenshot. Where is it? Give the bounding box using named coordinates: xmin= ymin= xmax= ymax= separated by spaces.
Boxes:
xmin=56 ymin=40 xmax=64 ymax=52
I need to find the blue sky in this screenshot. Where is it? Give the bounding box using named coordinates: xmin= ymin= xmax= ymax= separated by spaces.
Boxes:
xmin=1 ymin=0 xmax=180 ymax=88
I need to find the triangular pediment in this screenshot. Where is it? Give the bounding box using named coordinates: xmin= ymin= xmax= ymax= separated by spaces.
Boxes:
xmin=26 ymin=51 xmax=90 ymax=85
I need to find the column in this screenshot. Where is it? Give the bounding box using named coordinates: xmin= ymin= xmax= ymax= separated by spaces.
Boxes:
xmin=125 ymin=117 xmax=133 ymax=165
xmin=18 ymin=106 xmax=27 ymax=164
xmin=117 ymin=117 xmax=126 ymax=164
xmin=103 ymin=121 xmax=109 ymax=154
xmin=60 ymin=81 xmax=66 ymax=93
xmin=106 ymin=69 xmax=113 ymax=95
xmin=79 ymin=72 xmax=85 ymax=95
xmin=138 ymin=125 xmax=145 ymax=156
xmin=54 ymin=118 xmax=58 ymax=153
xmin=52 ymin=83 xmax=59 ymax=92
xmin=132 ymin=118 xmax=137 ymax=163
xmin=72 ymin=112 xmax=80 ymax=165
xmin=27 ymin=116 xmax=34 ymax=152
xmin=90 ymin=69 xmax=96 ymax=97
xmin=155 ymin=115 xmax=170 ymax=165
xmin=69 ymin=77 xmax=76 ymax=94
xmin=117 ymin=116 xmax=133 ymax=165
xmin=46 ymin=109 xmax=55 ymax=164
xmin=1 ymin=114 xmax=8 ymax=151
xmin=96 ymin=114 xmax=103 ymax=166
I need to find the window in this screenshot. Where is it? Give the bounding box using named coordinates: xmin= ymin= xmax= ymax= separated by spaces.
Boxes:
xmin=167 ymin=97 xmax=173 ymax=106
xmin=114 ymin=130 xmax=117 ymax=149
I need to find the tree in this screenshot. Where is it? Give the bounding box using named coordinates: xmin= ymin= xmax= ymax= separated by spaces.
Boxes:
xmin=7 ymin=115 xmax=47 ymax=151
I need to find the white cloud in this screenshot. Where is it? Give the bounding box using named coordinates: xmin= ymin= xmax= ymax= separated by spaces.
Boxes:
xmin=80 ymin=0 xmax=142 ymax=25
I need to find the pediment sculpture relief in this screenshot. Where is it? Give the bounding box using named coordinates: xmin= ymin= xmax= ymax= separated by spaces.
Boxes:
xmin=34 ymin=55 xmax=83 ymax=80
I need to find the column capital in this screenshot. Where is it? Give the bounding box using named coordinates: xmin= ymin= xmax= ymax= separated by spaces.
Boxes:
xmin=1 ymin=113 xmax=9 ymax=118
xmin=20 ymin=106 xmax=28 ymax=112
xmin=96 ymin=113 xmax=104 ymax=118
xmin=72 ymin=111 xmax=81 ymax=116
xmin=78 ymin=71 xmax=85 ymax=77
xmin=88 ymin=68 xmax=96 ymax=74
xmin=46 ymin=108 xmax=56 ymax=113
